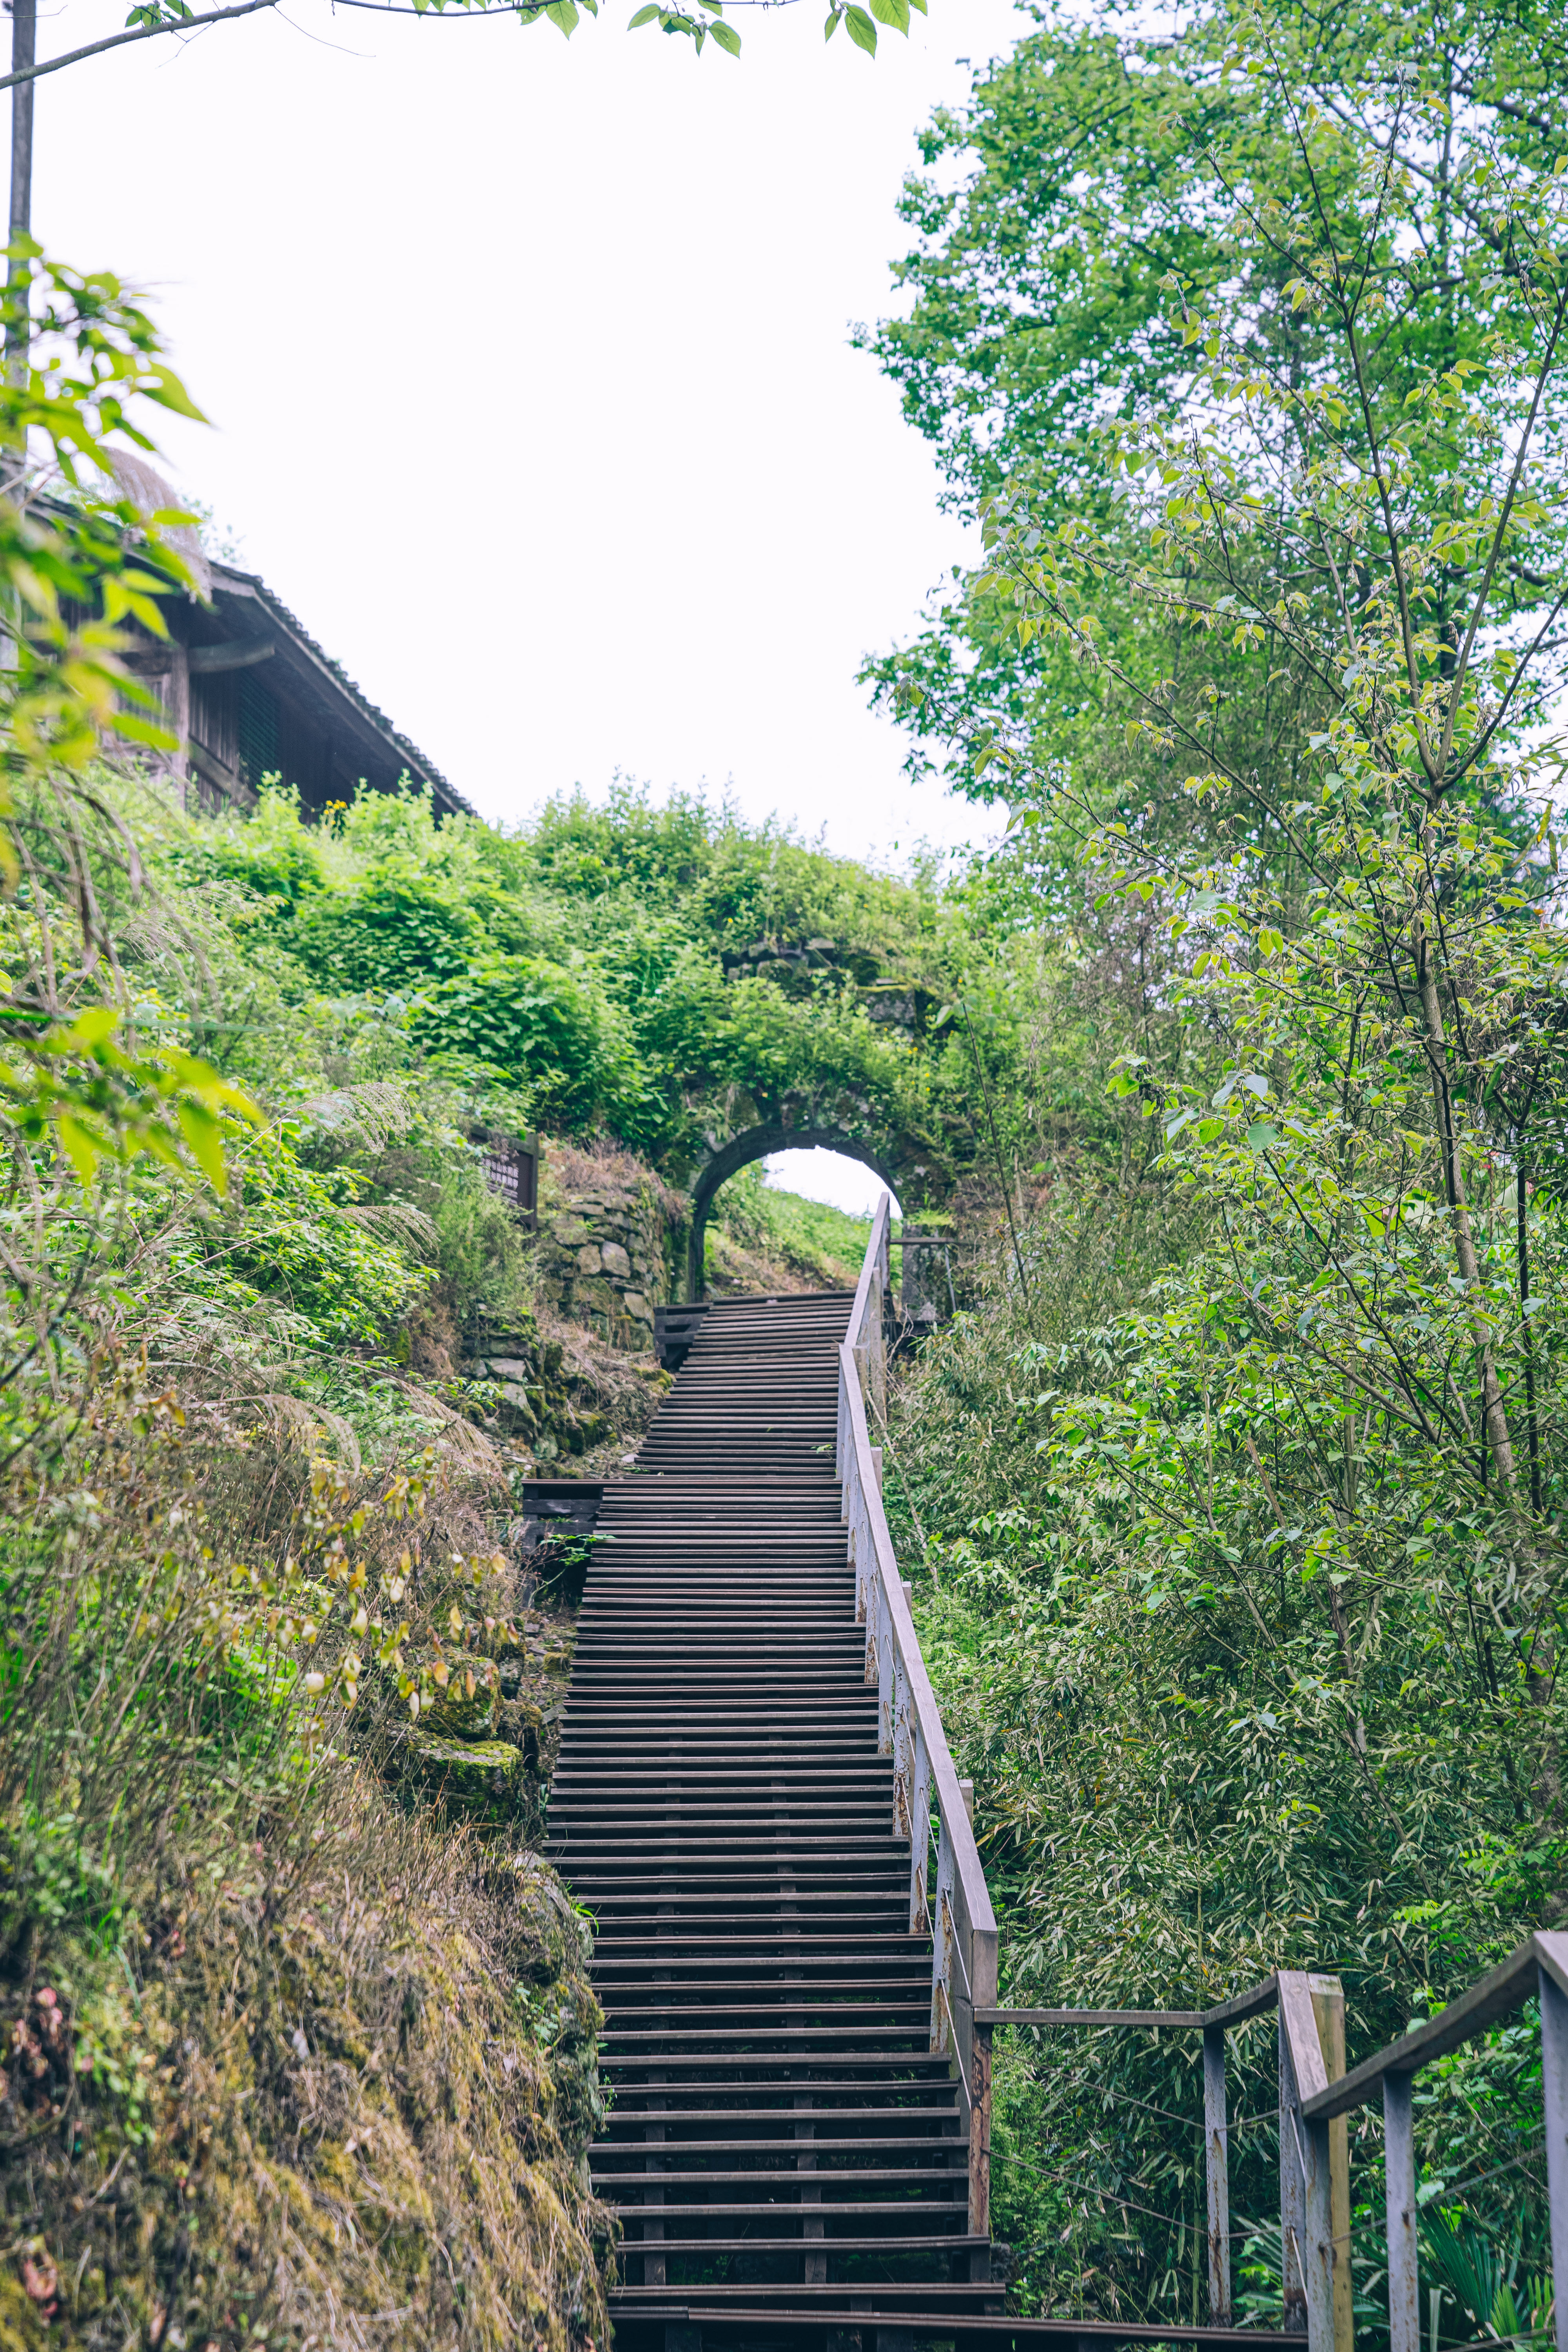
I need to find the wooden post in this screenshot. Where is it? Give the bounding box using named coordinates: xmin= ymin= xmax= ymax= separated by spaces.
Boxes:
xmin=930 ymin=1811 xmax=955 ymax=2054
xmin=907 ymin=1727 xmax=930 ymax=1931
xmin=1279 ymin=1998 xmax=1308 ymax=2335
xmin=891 ymin=1652 xmax=912 ymax=1836
xmin=969 ymin=2018 xmax=993 ymax=2244
xmin=1204 ymin=2022 xmax=1232 ymax=2324
xmin=1310 ymin=1976 xmax=1353 ymax=2352
xmin=166 ymin=642 xmax=191 ymax=795
xmin=1384 ymin=2072 xmax=1419 ymax=2352
xmin=865 ymin=1559 xmax=880 ymax=1687
xmin=1539 ymin=1961 xmax=1568 ymax=2352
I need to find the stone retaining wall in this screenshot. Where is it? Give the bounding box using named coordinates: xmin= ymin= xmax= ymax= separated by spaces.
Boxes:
xmin=535 ymin=1163 xmax=679 ymax=1343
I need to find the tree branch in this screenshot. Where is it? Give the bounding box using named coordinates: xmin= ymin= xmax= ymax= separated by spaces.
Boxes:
xmin=0 ymin=0 xmax=282 ymax=93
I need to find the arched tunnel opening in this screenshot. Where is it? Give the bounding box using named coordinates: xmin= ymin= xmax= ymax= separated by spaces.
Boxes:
xmin=697 ymin=1144 xmax=905 ymax=1301
xmin=687 ymin=1127 xmax=903 ymax=1301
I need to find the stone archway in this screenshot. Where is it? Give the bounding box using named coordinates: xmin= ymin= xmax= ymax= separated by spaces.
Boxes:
xmin=687 ymin=1122 xmax=918 ymax=1301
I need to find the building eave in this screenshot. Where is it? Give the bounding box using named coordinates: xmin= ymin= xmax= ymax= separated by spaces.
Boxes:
xmin=206 ymin=558 xmax=477 ymax=822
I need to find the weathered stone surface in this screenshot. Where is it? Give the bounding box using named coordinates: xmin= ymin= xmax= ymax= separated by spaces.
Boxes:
xmin=400 ymin=1733 xmax=522 ymax=1820
xmin=488 ymin=1357 xmax=533 ymax=1382
xmin=496 ymin=1379 xmax=539 ymax=1435
xmin=537 ymin=1160 xmax=675 ymax=1352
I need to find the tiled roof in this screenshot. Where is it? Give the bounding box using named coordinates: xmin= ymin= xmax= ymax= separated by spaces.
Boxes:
xmin=211 ymin=557 xmax=477 ymax=821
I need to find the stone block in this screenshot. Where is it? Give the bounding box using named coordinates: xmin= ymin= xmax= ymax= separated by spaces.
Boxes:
xmin=575 ymin=1244 xmax=603 ymax=1276
xmin=496 ymin=1380 xmax=539 ymax=1436
xmin=401 ymin=1733 xmax=523 ymax=1821
xmin=622 ymin=1292 xmax=654 ymax=1323
xmin=601 ymin=1241 xmax=632 ymax=1278
xmin=551 ymin=1217 xmax=591 ymax=1245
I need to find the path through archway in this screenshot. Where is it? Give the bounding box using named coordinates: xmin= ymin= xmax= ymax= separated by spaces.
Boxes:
xmin=687 ymin=1124 xmax=903 ymax=1299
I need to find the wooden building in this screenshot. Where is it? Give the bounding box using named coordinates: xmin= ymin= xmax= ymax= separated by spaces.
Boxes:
xmin=122 ymin=554 xmax=474 ymax=821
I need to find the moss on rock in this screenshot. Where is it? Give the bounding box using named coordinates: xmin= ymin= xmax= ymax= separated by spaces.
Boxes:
xmin=0 ymin=1791 xmax=613 ymax=2352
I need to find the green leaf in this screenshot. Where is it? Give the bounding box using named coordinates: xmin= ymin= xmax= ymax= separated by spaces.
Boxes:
xmin=177 ymin=1099 xmax=228 ymax=1196
xmin=56 ymin=1005 xmax=118 ymax=1053
xmin=143 ymin=364 xmax=208 ymax=424
xmin=55 ymin=1113 xmax=100 ymax=1186
xmin=628 ymin=5 xmax=659 ymax=21
xmin=869 ymin=0 xmax=909 ymax=27
xmin=844 ymin=2 xmax=877 ymax=49
xmin=823 ymin=7 xmax=839 ymax=37
xmin=1245 ymin=1122 xmax=1279 ymax=1150
xmin=544 ymin=0 xmax=578 ymax=32
xmin=708 ymin=18 xmax=740 ymax=51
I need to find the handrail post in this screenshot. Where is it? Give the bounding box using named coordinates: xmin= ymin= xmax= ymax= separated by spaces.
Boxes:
xmin=1311 ymin=1976 xmax=1352 ymax=2352
xmin=1278 ymin=1973 xmax=1315 ymax=2342
xmin=907 ymin=1726 xmax=930 ymax=1930
xmin=1384 ymin=2072 xmax=1419 ymax=2352
xmin=1279 ymin=1971 xmax=1348 ymax=2352
xmin=931 ymin=1809 xmax=955 ymax=2054
xmin=837 ymin=1360 xmax=849 ymax=1497
xmin=1203 ymin=2022 xmax=1231 ymax=2325
xmin=1539 ymin=1959 xmax=1568 ymax=2352
xmin=892 ymin=1652 xmax=912 ymax=1836
xmin=970 ymin=2016 xmax=993 ymax=2248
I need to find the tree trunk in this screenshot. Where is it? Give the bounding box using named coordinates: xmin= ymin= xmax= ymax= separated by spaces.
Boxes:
xmin=1413 ymin=913 xmax=1520 ymax=1505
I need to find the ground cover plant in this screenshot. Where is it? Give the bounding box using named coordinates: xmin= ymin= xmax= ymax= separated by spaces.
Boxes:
xmin=0 ymin=249 xmax=627 ymax=2352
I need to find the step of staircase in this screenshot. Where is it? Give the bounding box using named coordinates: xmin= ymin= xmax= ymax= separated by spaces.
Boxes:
xmin=548 ymin=1289 xmax=997 ymax=2352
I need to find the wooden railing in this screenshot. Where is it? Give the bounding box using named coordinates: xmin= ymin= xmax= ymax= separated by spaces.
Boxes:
xmin=984 ymin=1940 xmax=1568 ymax=2352
xmin=1297 ymin=1931 xmax=1568 ymax=2352
xmin=850 ymin=1195 xmax=1568 ymax=2342
xmin=839 ymin=1194 xmax=1000 ymax=2239
xmin=982 ymin=1975 xmax=1332 ymax=2344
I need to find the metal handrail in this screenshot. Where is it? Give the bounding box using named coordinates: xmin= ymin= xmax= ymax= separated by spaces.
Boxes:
xmin=838 ymin=1192 xmax=999 ymax=2238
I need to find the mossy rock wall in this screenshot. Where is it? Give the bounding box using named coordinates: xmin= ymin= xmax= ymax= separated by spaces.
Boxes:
xmin=535 ymin=1165 xmax=678 ymax=1346
xmin=0 ymin=1807 xmax=612 ymax=2352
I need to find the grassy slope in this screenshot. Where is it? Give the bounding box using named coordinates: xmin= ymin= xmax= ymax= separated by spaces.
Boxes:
xmin=704 ymin=1171 xmax=876 ymax=1294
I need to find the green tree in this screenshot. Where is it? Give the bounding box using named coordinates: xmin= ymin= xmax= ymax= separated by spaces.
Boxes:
xmin=860 ymin=0 xmax=1568 ymax=856
xmin=881 ymin=6 xmax=1568 ymax=2321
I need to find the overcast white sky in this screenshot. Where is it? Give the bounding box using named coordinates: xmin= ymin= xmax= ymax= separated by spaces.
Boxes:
xmin=34 ymin=0 xmax=1026 ymax=1209
xmin=34 ymin=0 xmax=1025 ymax=857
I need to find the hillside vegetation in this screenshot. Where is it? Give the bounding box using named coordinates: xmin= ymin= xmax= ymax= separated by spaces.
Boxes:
xmin=8 ymin=0 xmax=1568 ymax=2336
xmin=863 ymin=0 xmax=1568 ymax=2333
xmin=0 ymin=762 xmax=975 ymax=2352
